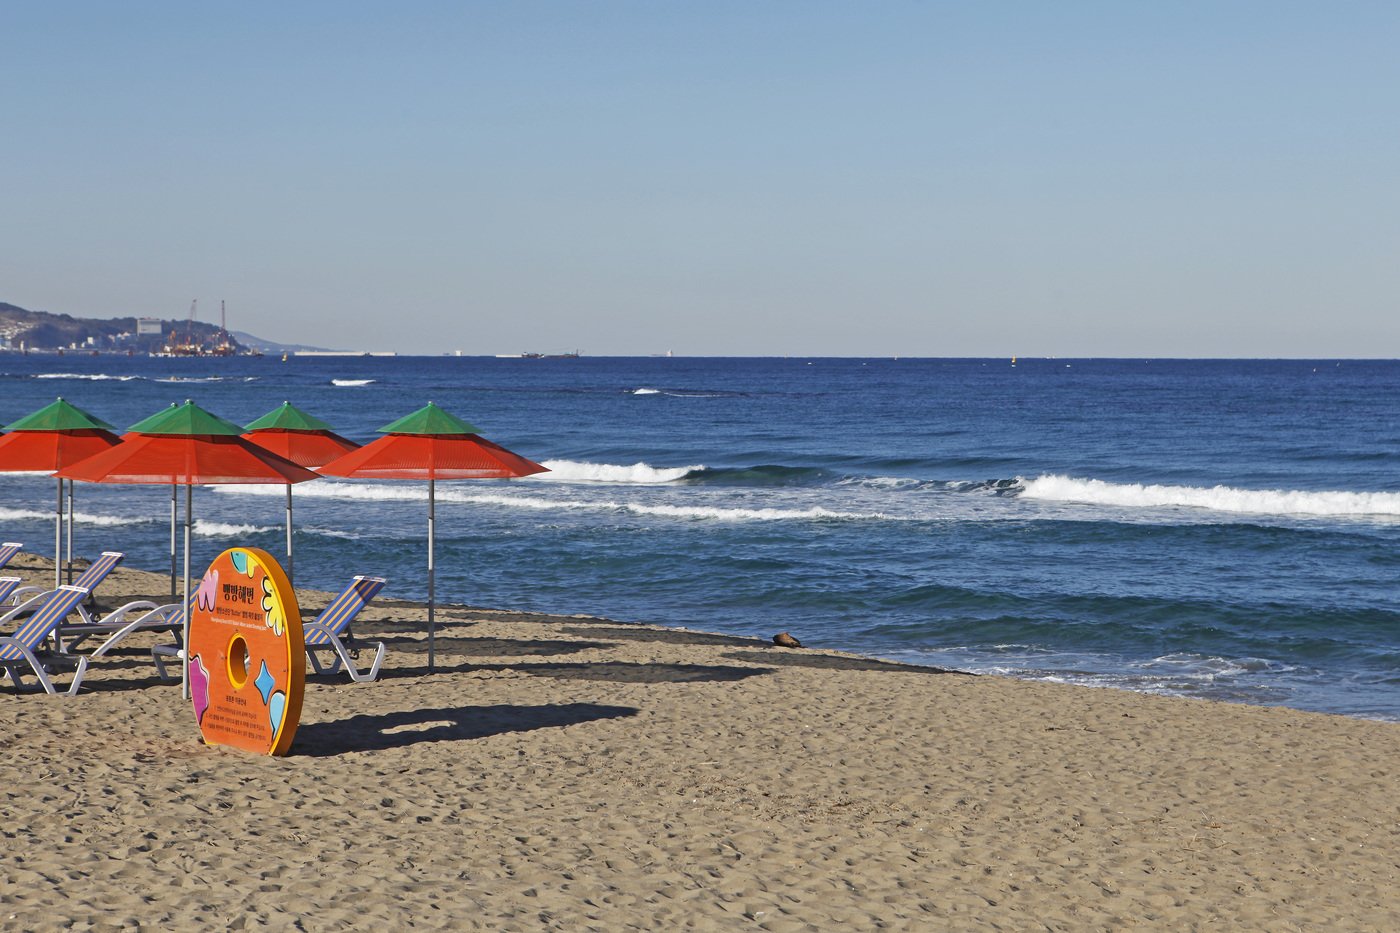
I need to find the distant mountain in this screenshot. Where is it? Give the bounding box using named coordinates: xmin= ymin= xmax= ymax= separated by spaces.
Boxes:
xmin=229 ymin=330 xmax=330 ymax=354
xmin=0 ymin=301 xmax=293 ymax=354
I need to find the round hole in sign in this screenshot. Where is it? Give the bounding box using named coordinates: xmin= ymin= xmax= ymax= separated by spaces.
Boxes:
xmin=227 ymin=634 xmax=250 ymax=688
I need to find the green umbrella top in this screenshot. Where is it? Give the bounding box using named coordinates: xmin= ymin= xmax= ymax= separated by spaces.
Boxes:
xmin=379 ymin=401 xmax=481 ymax=436
xmin=127 ymin=400 xmax=245 ymax=436
xmin=243 ymin=401 xmax=338 ymax=433
xmin=4 ymin=397 xmax=116 ymax=433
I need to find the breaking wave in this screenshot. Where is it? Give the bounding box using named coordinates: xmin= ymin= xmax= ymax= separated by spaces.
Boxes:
xmin=193 ymin=520 xmax=276 ymax=536
xmin=331 ymin=378 xmax=374 ymax=387
xmin=0 ymin=506 xmax=151 ymax=527
xmin=532 ymin=459 xmax=701 ymax=485
xmin=32 ymin=372 xmax=141 ymax=382
xmin=210 ymin=481 xmax=881 ymax=522
xmin=631 ymin=387 xmax=738 ymax=398
xmin=1020 ymin=475 xmax=1400 ymax=518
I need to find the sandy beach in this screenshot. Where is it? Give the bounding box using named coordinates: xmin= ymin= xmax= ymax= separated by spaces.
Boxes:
xmin=1 ymin=551 xmax=1398 ymax=930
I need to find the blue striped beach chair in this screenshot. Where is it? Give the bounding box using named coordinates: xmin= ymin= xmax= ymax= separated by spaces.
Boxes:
xmin=304 ymin=576 xmax=388 ymax=682
xmin=0 ymin=585 xmax=93 ymax=695
xmin=0 ymin=543 xmax=23 ymax=571
xmin=0 ymin=578 xmax=24 ymax=606
xmin=8 ymin=551 xmax=124 ymax=626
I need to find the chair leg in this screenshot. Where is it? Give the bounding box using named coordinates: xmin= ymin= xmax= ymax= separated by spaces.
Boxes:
xmin=61 ymin=658 xmax=90 ymax=696
xmin=359 ymin=641 xmax=387 ymax=682
xmin=306 ymin=646 xmax=344 ymax=676
xmin=151 ymin=645 xmax=183 ymax=683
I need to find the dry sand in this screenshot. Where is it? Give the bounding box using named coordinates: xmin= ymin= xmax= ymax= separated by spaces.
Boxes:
xmin=2 ymin=551 xmax=1399 ymax=930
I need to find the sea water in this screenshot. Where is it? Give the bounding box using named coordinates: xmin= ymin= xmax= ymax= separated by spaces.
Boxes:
xmin=2 ymin=355 xmax=1397 ymax=719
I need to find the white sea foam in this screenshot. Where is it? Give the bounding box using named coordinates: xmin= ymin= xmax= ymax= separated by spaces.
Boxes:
xmin=531 ymin=459 xmax=700 ymax=485
xmin=632 ymin=387 xmax=727 ymax=398
xmin=33 ymin=372 xmax=140 ymax=381
xmin=1019 ymin=474 xmax=1400 ymax=518
xmin=210 ymin=480 xmax=880 ymax=521
xmin=209 ymin=481 xmax=423 ymax=502
xmin=304 ymin=526 xmax=367 ymax=540
xmin=837 ymin=475 xmax=930 ymax=490
xmin=331 ymin=378 xmax=374 ymax=387
xmin=194 ymin=520 xmax=275 ymax=536
xmin=0 ymin=506 xmax=149 ymax=526
xmin=441 ymin=492 xmax=880 ymax=522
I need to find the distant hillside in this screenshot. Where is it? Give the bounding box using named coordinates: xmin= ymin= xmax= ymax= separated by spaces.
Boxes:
xmin=229 ymin=330 xmax=329 ymax=354
xmin=0 ymin=301 xmax=249 ymax=354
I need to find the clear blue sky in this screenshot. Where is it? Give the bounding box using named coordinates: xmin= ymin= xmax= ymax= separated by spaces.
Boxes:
xmin=3 ymin=2 xmax=1397 ymax=356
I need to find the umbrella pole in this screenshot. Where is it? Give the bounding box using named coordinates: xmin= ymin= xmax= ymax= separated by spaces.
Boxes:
xmin=182 ymin=483 xmax=193 ymax=700
xmin=428 ymin=477 xmax=436 ymax=672
xmin=54 ymin=478 xmax=62 ymax=588
xmin=285 ymin=484 xmax=294 ymax=585
xmin=65 ymin=480 xmax=74 ymax=584
xmin=169 ymin=486 xmax=178 ymax=599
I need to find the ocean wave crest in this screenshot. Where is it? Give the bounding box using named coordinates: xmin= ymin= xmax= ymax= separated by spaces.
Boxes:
xmin=632 ymin=387 xmax=737 ymax=398
xmin=533 ymin=459 xmax=700 ymax=485
xmin=331 ymin=378 xmax=374 ymax=386
xmin=446 ymin=493 xmax=881 ymax=522
xmin=194 ymin=520 xmax=276 ymax=536
xmin=210 ymin=480 xmax=881 ymax=522
xmin=33 ymin=372 xmax=141 ymax=381
xmin=0 ymin=506 xmax=150 ymax=527
xmin=1020 ymin=474 xmax=1400 ymax=518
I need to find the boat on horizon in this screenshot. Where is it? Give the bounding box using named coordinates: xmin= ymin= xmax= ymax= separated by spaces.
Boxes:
xmin=495 ymin=350 xmax=581 ymax=359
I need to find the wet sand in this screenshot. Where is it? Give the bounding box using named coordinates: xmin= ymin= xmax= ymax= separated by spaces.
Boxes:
xmin=2 ymin=552 xmax=1399 ymax=930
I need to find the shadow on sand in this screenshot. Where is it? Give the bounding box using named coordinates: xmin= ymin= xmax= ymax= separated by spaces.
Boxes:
xmin=377 ymin=659 xmax=774 ymax=684
xmin=294 ymin=702 xmax=639 ymax=756
xmin=371 ymin=634 xmax=616 ymax=658
xmin=557 ymin=625 xmax=766 ymax=648
xmin=719 ymin=649 xmax=967 ymax=675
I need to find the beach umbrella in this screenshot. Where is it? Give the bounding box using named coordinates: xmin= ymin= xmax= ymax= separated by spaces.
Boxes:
xmin=242 ymin=401 xmax=360 ymax=582
xmin=318 ymin=402 xmax=547 ymax=671
xmin=0 ymin=398 xmax=121 ymax=586
xmin=59 ymin=400 xmax=319 ymax=697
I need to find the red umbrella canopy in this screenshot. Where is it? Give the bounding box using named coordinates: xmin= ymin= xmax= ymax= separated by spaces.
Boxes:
xmin=0 ymin=398 xmax=121 ymax=470
xmin=57 ymin=401 xmax=319 ymax=486
xmin=318 ymin=402 xmax=547 ymax=480
xmin=0 ymin=428 xmax=121 ymax=471
xmin=59 ymin=433 xmax=321 ymax=484
xmin=242 ymin=402 xmax=359 ymax=469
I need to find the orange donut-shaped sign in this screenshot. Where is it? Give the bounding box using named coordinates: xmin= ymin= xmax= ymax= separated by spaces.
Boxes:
xmin=187 ymin=547 xmax=305 ymax=756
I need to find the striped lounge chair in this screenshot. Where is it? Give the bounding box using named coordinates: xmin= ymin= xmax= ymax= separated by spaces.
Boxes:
xmin=8 ymin=551 xmax=125 ymax=627
xmin=304 ymin=576 xmax=388 ymax=682
xmin=0 ymin=585 xmax=93 ymax=695
xmin=0 ymin=543 xmax=23 ymax=571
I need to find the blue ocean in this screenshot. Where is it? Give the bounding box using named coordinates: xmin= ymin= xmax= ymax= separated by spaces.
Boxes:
xmin=2 ymin=355 xmax=1398 ymax=719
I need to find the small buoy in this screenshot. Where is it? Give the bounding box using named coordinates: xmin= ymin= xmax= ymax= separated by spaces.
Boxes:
xmin=773 ymin=632 xmax=802 ymax=648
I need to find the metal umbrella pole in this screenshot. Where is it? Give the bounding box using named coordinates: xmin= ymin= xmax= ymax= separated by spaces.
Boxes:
xmin=170 ymin=486 xmax=178 ymax=599
xmin=285 ymin=484 xmax=294 ymax=584
xmin=427 ymin=477 xmax=436 ymax=672
xmin=65 ymin=479 xmax=75 ymax=584
xmin=182 ymin=483 xmax=192 ymax=700
xmin=54 ymin=478 xmax=62 ymax=587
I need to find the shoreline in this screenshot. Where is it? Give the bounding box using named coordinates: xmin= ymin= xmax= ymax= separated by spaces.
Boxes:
xmin=2 ymin=552 xmax=1399 ymax=928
